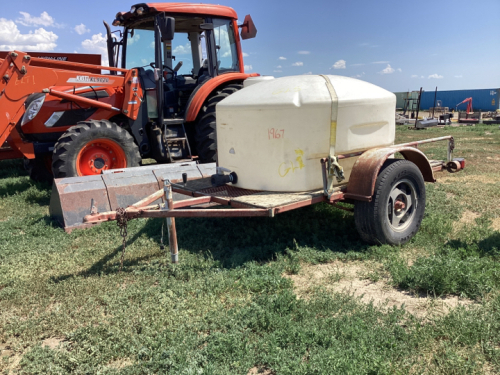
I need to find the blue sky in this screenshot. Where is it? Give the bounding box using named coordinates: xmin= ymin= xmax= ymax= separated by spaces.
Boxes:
xmin=1 ymin=0 xmax=499 ymax=92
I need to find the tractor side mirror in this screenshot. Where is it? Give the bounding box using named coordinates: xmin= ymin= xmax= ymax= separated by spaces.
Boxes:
xmin=240 ymin=15 xmax=257 ymax=40
xmin=159 ymin=15 xmax=175 ymax=42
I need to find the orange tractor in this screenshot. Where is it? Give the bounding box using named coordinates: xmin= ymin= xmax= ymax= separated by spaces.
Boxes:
xmin=0 ymin=3 xmax=257 ymax=181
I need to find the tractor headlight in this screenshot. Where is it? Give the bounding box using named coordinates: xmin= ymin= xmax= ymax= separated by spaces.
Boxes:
xmin=21 ymin=93 xmax=46 ymax=126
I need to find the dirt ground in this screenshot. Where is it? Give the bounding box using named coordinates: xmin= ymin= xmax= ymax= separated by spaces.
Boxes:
xmin=285 ymin=261 xmax=473 ymax=319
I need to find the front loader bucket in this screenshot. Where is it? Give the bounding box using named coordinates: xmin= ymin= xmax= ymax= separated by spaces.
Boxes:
xmin=49 ymin=162 xmax=216 ymax=232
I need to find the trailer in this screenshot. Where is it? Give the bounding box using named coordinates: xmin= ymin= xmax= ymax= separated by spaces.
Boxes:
xmin=82 ymin=136 xmax=464 ymax=266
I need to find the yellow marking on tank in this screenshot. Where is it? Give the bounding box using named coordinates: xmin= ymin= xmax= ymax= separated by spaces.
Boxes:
xmin=295 ymin=149 xmax=305 ymax=169
xmin=272 ymin=86 xmax=302 ymax=95
xmin=278 ymin=162 xmax=292 ymax=177
xmin=279 ymin=149 xmax=305 ymax=177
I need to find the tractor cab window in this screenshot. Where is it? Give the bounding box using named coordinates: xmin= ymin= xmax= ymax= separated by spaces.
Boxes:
xmin=213 ymin=18 xmax=239 ymax=73
xmin=170 ymin=33 xmax=194 ymax=76
xmin=124 ymin=28 xmax=156 ymax=71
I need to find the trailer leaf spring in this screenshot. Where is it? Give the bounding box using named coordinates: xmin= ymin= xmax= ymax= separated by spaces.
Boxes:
xmin=116 ymin=207 xmax=128 ymax=271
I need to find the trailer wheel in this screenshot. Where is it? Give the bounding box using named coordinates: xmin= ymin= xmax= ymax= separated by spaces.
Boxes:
xmin=52 ymin=120 xmax=140 ymax=178
xmin=194 ymin=83 xmax=243 ymax=163
xmin=354 ymin=159 xmax=426 ymax=245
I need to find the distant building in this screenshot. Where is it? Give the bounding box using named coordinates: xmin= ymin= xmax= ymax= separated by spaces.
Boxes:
xmin=394 ymin=89 xmax=500 ymax=111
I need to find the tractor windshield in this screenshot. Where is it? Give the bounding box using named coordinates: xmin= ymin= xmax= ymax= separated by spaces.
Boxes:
xmin=213 ymin=18 xmax=239 ymax=73
xmin=125 ymin=28 xmax=155 ymax=71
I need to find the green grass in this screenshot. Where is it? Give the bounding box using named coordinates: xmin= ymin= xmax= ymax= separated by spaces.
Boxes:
xmin=1 ymin=125 xmax=500 ymax=374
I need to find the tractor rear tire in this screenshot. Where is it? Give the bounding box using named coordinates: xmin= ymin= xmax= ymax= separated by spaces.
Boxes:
xmin=194 ymin=83 xmax=243 ymax=163
xmin=52 ymin=120 xmax=140 ymax=178
xmin=353 ymin=159 xmax=426 ymax=245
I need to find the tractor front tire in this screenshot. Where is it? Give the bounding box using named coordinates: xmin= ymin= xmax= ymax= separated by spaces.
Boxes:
xmin=194 ymin=83 xmax=243 ymax=163
xmin=354 ymin=159 xmax=426 ymax=245
xmin=52 ymin=120 xmax=140 ymax=178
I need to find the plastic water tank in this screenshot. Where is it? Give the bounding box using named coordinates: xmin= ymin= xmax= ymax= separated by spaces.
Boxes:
xmin=216 ymin=75 xmax=396 ymax=192
xmin=243 ymin=76 xmax=275 ymax=88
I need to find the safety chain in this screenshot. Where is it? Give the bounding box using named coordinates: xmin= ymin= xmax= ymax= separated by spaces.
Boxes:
xmin=116 ymin=207 xmax=128 ymax=271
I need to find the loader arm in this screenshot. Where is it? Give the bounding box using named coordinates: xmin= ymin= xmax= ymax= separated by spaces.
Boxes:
xmin=0 ymin=51 xmax=142 ymax=158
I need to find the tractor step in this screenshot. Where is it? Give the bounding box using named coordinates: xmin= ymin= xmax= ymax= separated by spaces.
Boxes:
xmin=49 ymin=162 xmax=216 ymax=232
xmin=163 ymin=122 xmax=192 ymax=161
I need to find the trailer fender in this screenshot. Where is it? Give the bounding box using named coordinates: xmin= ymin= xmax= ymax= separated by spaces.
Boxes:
xmin=344 ymin=146 xmax=434 ymax=202
xmin=184 ymin=72 xmax=259 ymax=122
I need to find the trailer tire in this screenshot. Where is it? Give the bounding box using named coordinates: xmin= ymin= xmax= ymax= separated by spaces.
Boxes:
xmin=194 ymin=83 xmax=243 ymax=163
xmin=52 ymin=120 xmax=140 ymax=178
xmin=354 ymin=159 xmax=426 ymax=245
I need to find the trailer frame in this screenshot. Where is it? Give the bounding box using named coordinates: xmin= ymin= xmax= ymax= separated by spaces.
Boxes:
xmin=83 ymin=136 xmax=463 ymax=264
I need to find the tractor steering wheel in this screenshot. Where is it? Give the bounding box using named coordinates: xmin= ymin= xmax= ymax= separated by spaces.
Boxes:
xmin=149 ymin=62 xmax=182 ymax=73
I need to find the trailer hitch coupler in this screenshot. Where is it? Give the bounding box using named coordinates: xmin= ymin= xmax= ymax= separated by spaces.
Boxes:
xmin=446 ymin=158 xmax=465 ymax=173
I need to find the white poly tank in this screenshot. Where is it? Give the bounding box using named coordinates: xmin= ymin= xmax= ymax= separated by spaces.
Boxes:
xmin=216 ymin=75 xmax=396 ymax=192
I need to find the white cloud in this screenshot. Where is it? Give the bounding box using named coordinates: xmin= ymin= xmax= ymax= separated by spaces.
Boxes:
xmin=74 ymin=23 xmax=90 ymax=35
xmin=273 ymin=70 xmax=282 ymax=73
xmin=279 ymin=56 xmax=287 ymax=60
xmin=332 ymin=60 xmax=346 ymax=69
xmin=276 ymin=65 xmax=282 ymax=69
xmin=379 ymin=64 xmax=395 ymax=74
xmin=298 ymin=51 xmax=310 ymax=55
xmin=397 ymin=68 xmax=402 ymax=72
xmin=411 ymin=75 xmax=419 ymax=78
xmin=372 ymin=61 xmax=389 ymax=64
xmin=455 ymin=75 xmax=463 ymax=78
xmin=421 ymin=76 xmax=424 ymax=78
xmin=16 ymin=11 xmax=56 ymax=27
xmin=0 ymin=18 xmax=57 ymax=51
xmin=128 ymin=34 xmax=141 ymax=46
xmin=81 ymin=33 xmax=108 ymax=66
xmin=244 ymin=65 xmax=253 ymax=71
xmin=174 ymin=43 xmax=191 ymax=55
xmin=242 ymin=52 xmax=249 ymax=57
xmin=428 ymin=74 xmax=443 ymax=79
xmin=302 ymin=71 xmax=312 ymax=75
xmin=292 ymin=61 xmax=304 ymax=66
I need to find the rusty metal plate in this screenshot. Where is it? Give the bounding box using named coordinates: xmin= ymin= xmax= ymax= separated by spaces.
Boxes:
xmin=49 ymin=175 xmax=111 ymax=231
xmin=102 ymin=168 xmax=161 ymax=210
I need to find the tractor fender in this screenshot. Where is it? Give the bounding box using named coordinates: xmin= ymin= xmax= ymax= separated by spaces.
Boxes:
xmin=344 ymin=146 xmax=435 ymax=202
xmin=184 ymin=72 xmax=259 ymax=122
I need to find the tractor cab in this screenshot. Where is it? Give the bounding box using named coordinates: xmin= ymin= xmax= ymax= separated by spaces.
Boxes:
xmin=106 ymin=3 xmax=257 ymax=163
